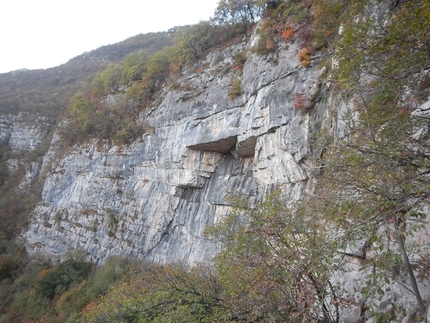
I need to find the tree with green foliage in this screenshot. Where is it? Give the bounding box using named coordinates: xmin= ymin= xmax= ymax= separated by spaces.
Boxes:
xmin=80 ymin=262 xmax=227 ymax=323
xmin=179 ymin=22 xmax=216 ymax=60
xmin=62 ymin=77 xmax=146 ymax=146
xmin=55 ymin=256 xmax=132 ymax=322
xmin=213 ymin=0 xmax=264 ymax=32
xmin=146 ymin=51 xmax=170 ymax=84
xmin=314 ymin=0 xmax=430 ymax=319
xmin=6 ymin=261 xmax=52 ymax=322
xmin=91 ymin=63 xmax=123 ymax=96
xmin=320 ymin=112 xmax=430 ymax=319
xmin=36 ymin=258 xmax=93 ymax=300
xmin=69 ymin=93 xmax=97 ymax=132
xmin=120 ymin=50 xmax=149 ymax=85
xmin=208 ymin=193 xmax=339 ymax=322
xmin=228 ymin=77 xmax=243 ymax=99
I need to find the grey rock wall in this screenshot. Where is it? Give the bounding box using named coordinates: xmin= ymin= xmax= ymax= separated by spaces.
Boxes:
xmin=23 ymin=35 xmax=327 ymax=264
xmin=0 ymin=112 xmax=52 ymax=188
xmin=0 ymin=114 xmax=15 ymax=145
xmin=7 ymin=113 xmax=50 ymax=153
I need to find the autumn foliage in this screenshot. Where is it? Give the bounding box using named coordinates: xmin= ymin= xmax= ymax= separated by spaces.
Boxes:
xmin=282 ymin=26 xmax=294 ymax=41
xmin=297 ymin=47 xmax=311 ymax=66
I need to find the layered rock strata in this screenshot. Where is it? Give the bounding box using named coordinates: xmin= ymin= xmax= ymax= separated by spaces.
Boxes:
xmin=23 ymin=38 xmax=327 ymax=264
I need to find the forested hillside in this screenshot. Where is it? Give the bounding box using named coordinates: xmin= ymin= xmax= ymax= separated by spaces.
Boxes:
xmin=0 ymin=0 xmax=429 ymax=322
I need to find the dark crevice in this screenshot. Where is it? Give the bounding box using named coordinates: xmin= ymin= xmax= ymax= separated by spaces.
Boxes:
xmin=187 ymin=136 xmax=237 ymax=154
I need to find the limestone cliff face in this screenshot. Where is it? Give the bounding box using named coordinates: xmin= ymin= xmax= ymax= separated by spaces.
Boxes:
xmin=0 ymin=115 xmax=15 ymax=146
xmin=0 ymin=113 xmax=50 ymax=153
xmin=0 ymin=113 xmax=52 ymax=189
xmin=23 ymin=36 xmax=328 ymax=264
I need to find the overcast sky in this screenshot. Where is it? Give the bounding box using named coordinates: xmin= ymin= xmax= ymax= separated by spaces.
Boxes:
xmin=0 ymin=0 xmax=220 ymax=74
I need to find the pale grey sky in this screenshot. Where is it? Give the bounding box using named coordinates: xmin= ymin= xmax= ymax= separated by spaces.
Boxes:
xmin=0 ymin=0 xmax=220 ymax=73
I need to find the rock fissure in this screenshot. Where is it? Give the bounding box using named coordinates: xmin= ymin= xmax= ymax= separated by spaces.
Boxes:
xmin=249 ymin=69 xmax=299 ymax=98
xmin=144 ymin=216 xmax=177 ymax=258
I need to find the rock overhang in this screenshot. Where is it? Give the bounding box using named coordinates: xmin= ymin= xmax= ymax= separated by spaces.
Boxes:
xmin=187 ymin=136 xmax=237 ymax=154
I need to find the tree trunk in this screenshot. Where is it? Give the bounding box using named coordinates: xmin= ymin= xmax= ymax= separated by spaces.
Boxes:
xmin=394 ymin=216 xmax=426 ymax=316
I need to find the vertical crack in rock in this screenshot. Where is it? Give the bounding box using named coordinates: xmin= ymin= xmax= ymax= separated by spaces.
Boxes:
xmin=144 ymin=215 xmax=177 ymax=259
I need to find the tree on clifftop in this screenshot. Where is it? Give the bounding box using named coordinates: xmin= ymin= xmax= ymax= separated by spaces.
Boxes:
xmin=213 ymin=0 xmax=265 ymax=32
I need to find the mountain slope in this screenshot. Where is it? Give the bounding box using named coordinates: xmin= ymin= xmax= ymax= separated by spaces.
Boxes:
xmin=0 ymin=1 xmax=429 ymax=322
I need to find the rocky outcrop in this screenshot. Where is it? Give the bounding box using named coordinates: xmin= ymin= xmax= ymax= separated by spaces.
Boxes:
xmin=0 ymin=112 xmax=52 ymax=188
xmin=0 ymin=114 xmax=15 ymax=145
xmin=2 ymin=113 xmax=51 ymax=153
xmin=22 ymin=35 xmax=328 ymax=264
